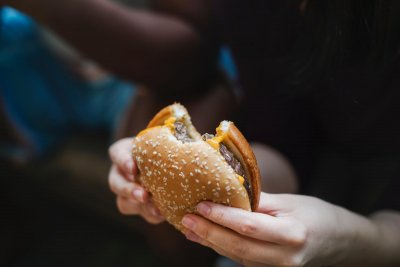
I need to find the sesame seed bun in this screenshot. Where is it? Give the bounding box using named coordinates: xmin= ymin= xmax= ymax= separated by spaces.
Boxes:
xmin=132 ymin=103 xmax=261 ymax=231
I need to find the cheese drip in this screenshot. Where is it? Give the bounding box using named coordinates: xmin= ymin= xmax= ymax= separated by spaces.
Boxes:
xmin=206 ymin=124 xmax=227 ymax=150
xmin=237 ymin=174 xmax=245 ymax=185
xmin=206 ymin=123 xmax=245 ymax=186
xmin=137 ymin=116 xmax=177 ymax=136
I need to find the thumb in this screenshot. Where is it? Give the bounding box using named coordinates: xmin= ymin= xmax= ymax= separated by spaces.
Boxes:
xmin=256 ymin=192 xmax=298 ymax=214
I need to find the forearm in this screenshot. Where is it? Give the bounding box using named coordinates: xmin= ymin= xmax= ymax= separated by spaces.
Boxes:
xmin=335 ymin=208 xmax=400 ymax=267
xmin=8 ymin=0 xmax=218 ymax=91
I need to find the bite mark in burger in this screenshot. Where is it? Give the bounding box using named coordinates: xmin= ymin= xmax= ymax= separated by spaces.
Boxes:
xmin=132 ymin=103 xmax=261 ymax=231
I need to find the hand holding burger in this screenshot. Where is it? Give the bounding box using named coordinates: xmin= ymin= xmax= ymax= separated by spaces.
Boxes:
xmin=109 ymin=104 xmax=400 ymax=267
xmin=109 ymin=103 xmax=261 ymax=229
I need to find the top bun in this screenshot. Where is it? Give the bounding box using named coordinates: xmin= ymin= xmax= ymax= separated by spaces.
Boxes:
xmin=132 ymin=103 xmax=261 ymax=231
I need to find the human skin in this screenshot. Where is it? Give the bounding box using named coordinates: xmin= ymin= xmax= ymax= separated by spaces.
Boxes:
xmin=7 ymin=0 xmax=400 ymax=265
xmin=182 ymin=195 xmax=400 ymax=267
xmin=109 ymin=138 xmax=400 ymax=267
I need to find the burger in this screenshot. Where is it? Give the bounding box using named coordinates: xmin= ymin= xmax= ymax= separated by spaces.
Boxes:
xmin=132 ymin=103 xmax=261 ymax=231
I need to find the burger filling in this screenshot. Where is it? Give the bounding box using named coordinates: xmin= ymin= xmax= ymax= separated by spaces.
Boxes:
xmin=203 ymin=134 xmax=253 ymax=204
xmin=174 ymin=121 xmax=193 ymax=143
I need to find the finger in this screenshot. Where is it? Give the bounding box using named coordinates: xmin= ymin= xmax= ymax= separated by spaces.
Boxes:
xmin=182 ymin=214 xmax=292 ymax=266
xmin=116 ymin=196 xmax=142 ymax=215
xmin=140 ymin=203 xmax=165 ymax=224
xmin=185 ymin=230 xmax=274 ymax=267
xmin=109 ymin=138 xmax=136 ymax=176
xmin=257 ymin=193 xmax=300 ymax=214
xmin=116 ymin=197 xmax=164 ymax=224
xmin=109 ymin=165 xmax=148 ymax=202
xmin=196 ymin=202 xmax=304 ymax=246
xmin=256 ymin=192 xmax=285 ymax=214
xmin=119 ymin=196 xmax=164 ymax=223
xmin=183 ymin=230 xmax=246 ymax=265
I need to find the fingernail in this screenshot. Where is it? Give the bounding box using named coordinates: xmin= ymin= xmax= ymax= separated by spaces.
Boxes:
xmin=182 ymin=216 xmax=196 ymax=230
xmin=132 ymin=189 xmax=143 ymax=201
xmin=197 ymin=202 xmax=211 ymax=217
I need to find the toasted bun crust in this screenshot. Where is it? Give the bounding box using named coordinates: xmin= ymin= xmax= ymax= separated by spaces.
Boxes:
xmin=132 ymin=103 xmax=260 ymax=231
xmin=147 ymin=103 xmax=202 ymax=140
xmin=220 ymin=121 xmax=261 ymax=211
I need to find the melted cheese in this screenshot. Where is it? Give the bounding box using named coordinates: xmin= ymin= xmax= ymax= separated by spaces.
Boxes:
xmin=206 ymin=124 xmax=228 ymax=150
xmin=137 ymin=126 xmax=162 ymax=137
xmin=237 ymin=175 xmax=245 ymax=185
xmin=137 ymin=117 xmax=177 ymax=137
xmin=164 ymin=116 xmax=177 ymax=130
xmin=207 ymin=122 xmax=244 ymax=185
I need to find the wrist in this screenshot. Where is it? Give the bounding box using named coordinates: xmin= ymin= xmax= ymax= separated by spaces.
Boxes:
xmin=321 ymin=205 xmax=356 ymax=266
xmin=333 ymin=207 xmax=395 ymax=267
xmin=336 ymin=207 xmax=372 ymax=266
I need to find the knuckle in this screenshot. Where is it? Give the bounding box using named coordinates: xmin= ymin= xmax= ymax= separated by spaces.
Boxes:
xmin=239 ymin=219 xmax=257 ymax=236
xmin=109 ymin=141 xmax=122 ymax=161
xmin=211 ymin=208 xmax=225 ymax=222
xmin=201 ymin=226 xmax=211 ymax=240
xmin=289 ymin=224 xmax=307 ymax=246
xmin=109 ymin=139 xmax=131 ymax=165
xmin=231 ymin=241 xmax=248 ymax=256
xmin=195 ymin=222 xmax=211 ymax=241
xmin=122 ymin=186 xmax=133 ymax=198
xmin=282 ymin=255 xmax=305 ymax=267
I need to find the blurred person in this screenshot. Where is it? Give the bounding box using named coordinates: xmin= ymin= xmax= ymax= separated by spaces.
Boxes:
xmin=5 ymin=0 xmax=400 ymax=266
xmin=0 ymin=6 xmax=135 ymax=163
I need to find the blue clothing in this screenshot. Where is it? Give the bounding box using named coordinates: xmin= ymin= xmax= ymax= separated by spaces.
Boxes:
xmin=0 ymin=7 xmax=135 ymax=158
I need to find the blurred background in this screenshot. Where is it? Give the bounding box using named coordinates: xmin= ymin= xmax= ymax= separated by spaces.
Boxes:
xmin=0 ymin=0 xmax=235 ymax=266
